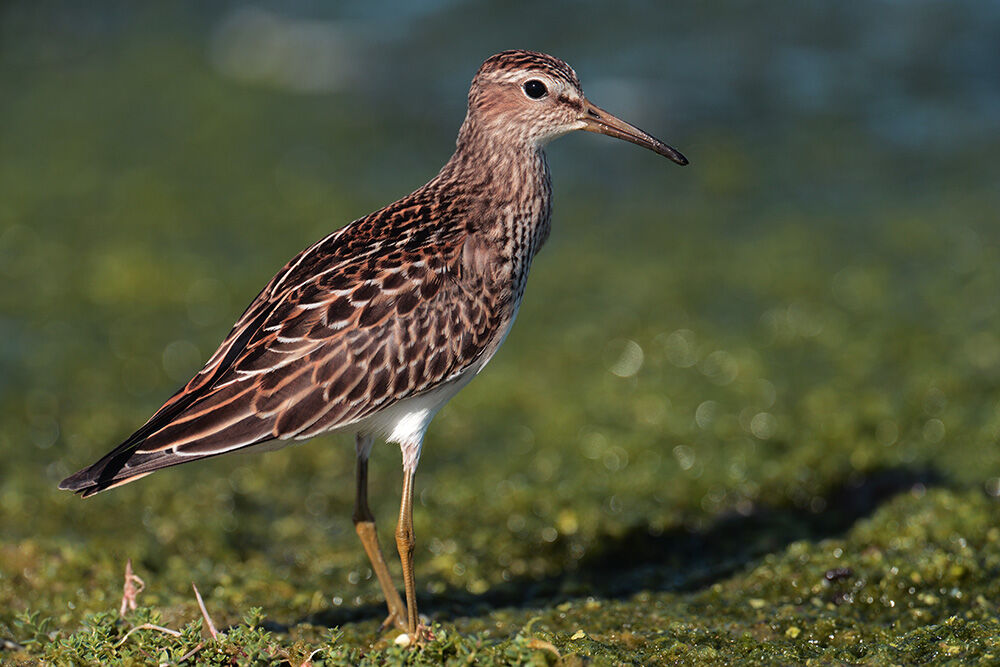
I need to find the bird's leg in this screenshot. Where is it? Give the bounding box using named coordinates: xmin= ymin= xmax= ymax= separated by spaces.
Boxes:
xmin=395 ymin=468 xmax=422 ymax=640
xmin=352 ymin=436 xmax=407 ymax=632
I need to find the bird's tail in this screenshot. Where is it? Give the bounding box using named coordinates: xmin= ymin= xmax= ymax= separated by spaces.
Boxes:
xmin=59 ymin=447 xmax=205 ymax=497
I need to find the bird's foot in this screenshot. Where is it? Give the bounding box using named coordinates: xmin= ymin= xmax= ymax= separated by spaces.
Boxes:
xmin=391 ymin=621 xmax=433 ymax=648
xmin=378 ymin=609 xmax=407 ymax=634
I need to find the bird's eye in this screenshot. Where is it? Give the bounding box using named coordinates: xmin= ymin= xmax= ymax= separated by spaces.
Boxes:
xmin=523 ymin=79 xmax=547 ymax=99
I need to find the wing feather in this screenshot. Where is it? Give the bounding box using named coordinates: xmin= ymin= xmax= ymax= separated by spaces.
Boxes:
xmin=60 ymin=189 xmax=512 ymax=496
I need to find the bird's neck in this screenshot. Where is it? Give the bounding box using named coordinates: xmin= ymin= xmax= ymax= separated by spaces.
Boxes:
xmin=433 ymin=121 xmax=552 ymax=297
xmin=446 ymin=119 xmax=551 ymax=210
xmin=446 ymin=119 xmax=552 ymax=225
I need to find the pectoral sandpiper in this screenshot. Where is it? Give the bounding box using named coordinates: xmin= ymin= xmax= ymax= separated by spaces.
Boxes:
xmin=60 ymin=49 xmax=687 ymax=640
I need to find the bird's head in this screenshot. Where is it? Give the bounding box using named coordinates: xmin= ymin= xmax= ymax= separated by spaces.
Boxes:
xmin=463 ymin=49 xmax=687 ymax=165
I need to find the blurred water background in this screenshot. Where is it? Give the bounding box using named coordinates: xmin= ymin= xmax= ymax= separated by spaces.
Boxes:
xmin=3 ymin=0 xmax=997 ymax=453
xmin=2 ymin=1 xmax=1000 ymax=661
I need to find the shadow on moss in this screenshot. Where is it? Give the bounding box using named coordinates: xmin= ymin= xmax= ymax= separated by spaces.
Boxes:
xmin=303 ymin=465 xmax=942 ymax=629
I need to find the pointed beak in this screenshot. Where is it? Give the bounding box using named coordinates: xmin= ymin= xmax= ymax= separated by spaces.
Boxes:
xmin=579 ymin=102 xmax=688 ymax=165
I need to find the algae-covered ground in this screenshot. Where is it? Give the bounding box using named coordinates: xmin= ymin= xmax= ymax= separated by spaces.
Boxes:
xmin=3 ymin=3 xmax=1000 ymax=665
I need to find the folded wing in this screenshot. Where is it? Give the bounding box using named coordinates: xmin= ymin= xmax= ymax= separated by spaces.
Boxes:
xmin=60 ymin=220 xmax=505 ymax=496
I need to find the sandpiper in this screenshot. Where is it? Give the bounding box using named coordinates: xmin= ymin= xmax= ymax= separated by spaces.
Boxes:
xmin=60 ymin=50 xmax=687 ymax=640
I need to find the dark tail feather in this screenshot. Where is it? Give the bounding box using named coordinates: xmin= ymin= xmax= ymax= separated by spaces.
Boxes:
xmin=60 ymin=303 xmax=280 ymax=497
xmin=57 ymin=403 xmax=189 ymax=496
xmin=59 ymin=447 xmax=184 ymax=497
xmin=57 ymin=441 xmax=261 ymax=498
xmin=59 ymin=424 xmax=275 ymax=497
xmin=59 ymin=387 xmax=211 ymax=497
xmin=60 ymin=390 xmax=278 ymax=497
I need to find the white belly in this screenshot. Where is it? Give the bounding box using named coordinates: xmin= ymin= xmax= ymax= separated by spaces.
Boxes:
xmin=356 ymin=370 xmax=474 ymax=471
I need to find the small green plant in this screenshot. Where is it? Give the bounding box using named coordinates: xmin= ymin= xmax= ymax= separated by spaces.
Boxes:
xmin=13 ymin=610 xmax=56 ymax=647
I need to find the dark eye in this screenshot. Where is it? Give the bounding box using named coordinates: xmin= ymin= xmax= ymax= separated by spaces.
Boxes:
xmin=523 ymin=79 xmax=547 ymax=99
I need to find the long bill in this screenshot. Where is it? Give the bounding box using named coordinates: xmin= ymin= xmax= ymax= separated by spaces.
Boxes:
xmin=580 ymin=102 xmax=688 ymax=165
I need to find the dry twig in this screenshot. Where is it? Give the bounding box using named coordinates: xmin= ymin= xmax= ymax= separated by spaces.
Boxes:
xmin=177 ymin=641 xmax=206 ymax=663
xmin=191 ymin=583 xmax=219 ymax=639
xmin=119 ymin=558 xmax=145 ymax=617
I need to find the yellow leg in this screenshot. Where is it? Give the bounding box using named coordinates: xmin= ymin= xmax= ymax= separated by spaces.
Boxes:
xmin=352 ymin=445 xmax=407 ymax=631
xmin=395 ymin=469 xmax=420 ymax=638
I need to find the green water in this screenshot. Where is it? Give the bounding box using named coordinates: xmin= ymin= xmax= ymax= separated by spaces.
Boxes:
xmin=2 ymin=2 xmax=1000 ymax=664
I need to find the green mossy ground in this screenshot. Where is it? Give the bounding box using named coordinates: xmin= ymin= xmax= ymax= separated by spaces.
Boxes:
xmin=3 ymin=8 xmax=1000 ymax=666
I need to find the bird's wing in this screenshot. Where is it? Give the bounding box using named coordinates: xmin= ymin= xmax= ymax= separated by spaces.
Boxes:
xmin=60 ymin=216 xmax=510 ymax=496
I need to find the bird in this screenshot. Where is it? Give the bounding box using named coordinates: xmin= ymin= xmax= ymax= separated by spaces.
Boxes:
xmin=59 ymin=49 xmax=688 ymax=641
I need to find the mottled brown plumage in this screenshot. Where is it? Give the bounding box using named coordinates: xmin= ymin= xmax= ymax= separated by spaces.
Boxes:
xmin=59 ymin=49 xmax=687 ymax=640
